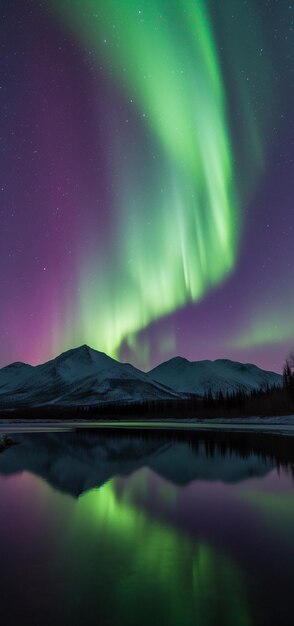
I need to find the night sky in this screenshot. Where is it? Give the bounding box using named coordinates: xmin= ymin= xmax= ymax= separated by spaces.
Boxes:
xmin=0 ymin=0 xmax=293 ymax=372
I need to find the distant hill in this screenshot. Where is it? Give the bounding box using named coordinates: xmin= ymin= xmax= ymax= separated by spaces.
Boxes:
xmin=148 ymin=357 xmax=282 ymax=398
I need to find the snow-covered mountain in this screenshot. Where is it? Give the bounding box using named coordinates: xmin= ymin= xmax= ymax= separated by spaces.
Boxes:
xmin=0 ymin=346 xmax=282 ymax=409
xmin=148 ymin=357 xmax=282 ymax=397
xmin=0 ymin=345 xmax=178 ymax=409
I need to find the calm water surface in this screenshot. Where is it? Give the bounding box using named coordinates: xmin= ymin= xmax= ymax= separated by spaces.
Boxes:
xmin=0 ymin=427 xmax=294 ymax=626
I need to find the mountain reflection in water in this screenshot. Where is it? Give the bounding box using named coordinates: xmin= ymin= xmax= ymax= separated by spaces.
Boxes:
xmin=0 ymin=427 xmax=294 ymax=626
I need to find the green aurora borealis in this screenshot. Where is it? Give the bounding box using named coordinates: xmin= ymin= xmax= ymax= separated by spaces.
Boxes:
xmin=0 ymin=0 xmax=292 ymax=369
xmin=51 ymin=0 xmax=273 ymax=365
xmin=51 ymin=0 xmax=237 ymax=361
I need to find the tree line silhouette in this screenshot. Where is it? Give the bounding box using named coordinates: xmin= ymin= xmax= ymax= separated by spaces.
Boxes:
xmin=76 ymin=381 xmax=293 ymax=419
xmin=2 ymin=377 xmax=293 ymax=420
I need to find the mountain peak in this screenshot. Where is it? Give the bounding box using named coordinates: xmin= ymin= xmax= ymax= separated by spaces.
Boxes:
xmin=169 ymin=356 xmax=189 ymax=364
xmin=76 ymin=344 xmax=95 ymax=353
xmin=151 ymin=356 xmax=189 ymax=370
xmin=52 ymin=344 xmax=112 ymax=365
xmin=6 ymin=361 xmax=30 ymax=368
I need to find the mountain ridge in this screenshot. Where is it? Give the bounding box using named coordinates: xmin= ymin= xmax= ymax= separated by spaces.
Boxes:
xmin=0 ymin=345 xmax=282 ymax=409
xmin=148 ymin=356 xmax=281 ymax=397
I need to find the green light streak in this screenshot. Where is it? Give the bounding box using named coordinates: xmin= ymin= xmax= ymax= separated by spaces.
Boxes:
xmin=229 ymin=308 xmax=294 ymax=350
xmin=50 ymin=1 xmax=267 ymax=362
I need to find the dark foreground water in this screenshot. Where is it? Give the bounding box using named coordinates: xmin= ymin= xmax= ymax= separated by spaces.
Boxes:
xmin=0 ymin=426 xmax=294 ymax=626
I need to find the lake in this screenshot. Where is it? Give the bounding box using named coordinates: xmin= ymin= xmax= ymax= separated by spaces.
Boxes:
xmin=0 ymin=425 xmax=294 ymax=626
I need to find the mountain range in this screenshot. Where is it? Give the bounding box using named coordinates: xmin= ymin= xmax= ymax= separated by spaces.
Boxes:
xmin=0 ymin=345 xmax=282 ymax=410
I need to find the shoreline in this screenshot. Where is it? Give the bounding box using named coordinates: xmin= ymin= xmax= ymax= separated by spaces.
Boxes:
xmin=1 ymin=415 xmax=294 ymax=435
